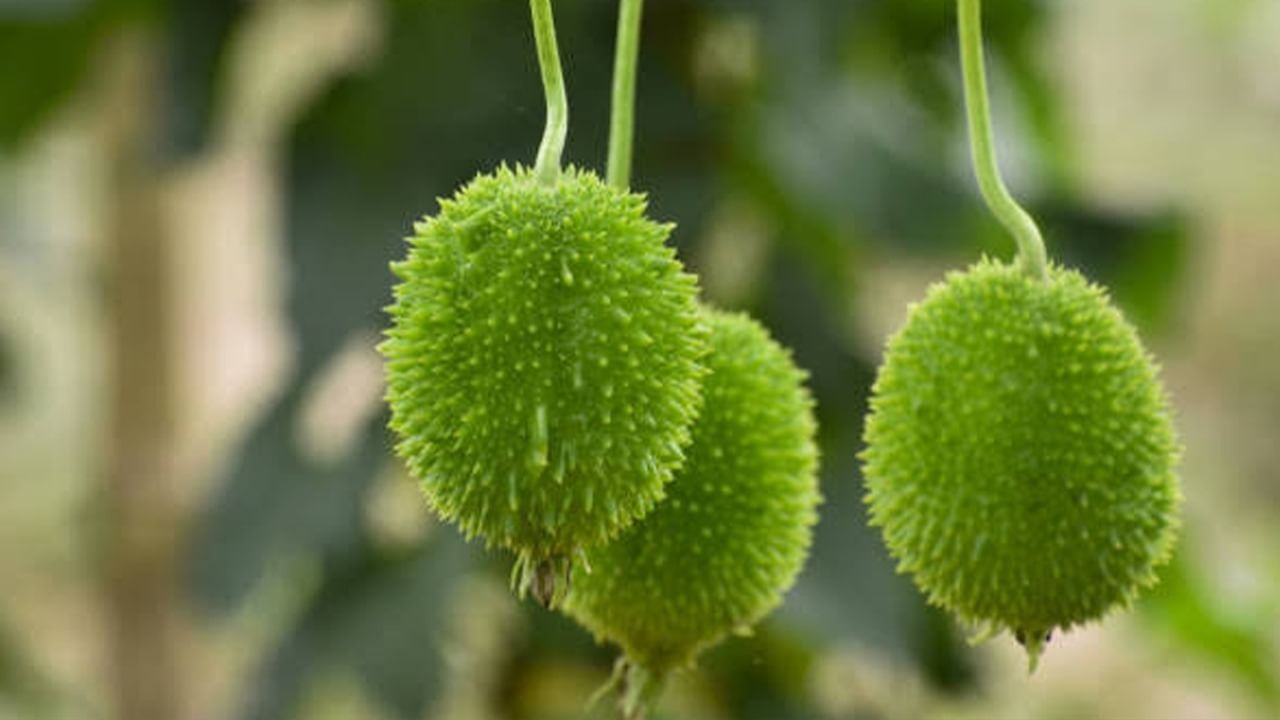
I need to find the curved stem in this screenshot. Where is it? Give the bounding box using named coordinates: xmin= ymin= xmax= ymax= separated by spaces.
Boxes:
xmin=607 ymin=0 xmax=644 ymax=190
xmin=958 ymin=0 xmax=1048 ymax=281
xmin=531 ymin=0 xmax=568 ymax=185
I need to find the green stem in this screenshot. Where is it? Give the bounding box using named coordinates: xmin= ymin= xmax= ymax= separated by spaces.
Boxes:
xmin=958 ymin=0 xmax=1048 ymax=281
xmin=531 ymin=0 xmax=568 ymax=185
xmin=619 ymin=661 xmax=665 ymax=720
xmin=607 ymin=0 xmax=644 ymax=190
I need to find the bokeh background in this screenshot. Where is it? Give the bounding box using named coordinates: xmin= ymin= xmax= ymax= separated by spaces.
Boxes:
xmin=2 ymin=0 xmax=1279 ymax=718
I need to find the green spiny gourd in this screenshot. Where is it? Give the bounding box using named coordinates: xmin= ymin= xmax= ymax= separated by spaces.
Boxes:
xmin=858 ymin=0 xmax=1183 ymax=669
xmin=381 ymin=0 xmax=707 ymax=607
xmin=381 ymin=165 xmax=706 ymax=604
xmin=564 ymin=308 xmax=820 ymax=718
xmin=861 ymin=258 xmax=1181 ymax=667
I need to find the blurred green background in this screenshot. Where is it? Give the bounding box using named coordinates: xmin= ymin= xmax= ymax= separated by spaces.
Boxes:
xmin=2 ymin=0 xmax=1279 ymax=718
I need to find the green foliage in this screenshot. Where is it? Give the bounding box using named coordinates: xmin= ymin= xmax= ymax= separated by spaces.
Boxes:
xmin=1045 ymin=204 xmax=1191 ymax=336
xmin=0 ymin=14 xmax=99 ymax=150
xmin=565 ymin=308 xmax=819 ymax=709
xmin=0 ymin=0 xmax=206 ymax=155
xmin=862 ymin=258 xmax=1181 ymax=666
xmin=382 ymin=165 xmax=706 ymax=579
xmin=188 ymin=391 xmax=391 ymax=616
xmin=0 ymin=332 xmax=14 ymax=407
xmin=1142 ymin=546 xmax=1280 ymax=706
xmin=0 ymin=615 xmax=61 ymax=719
xmin=237 ymin=534 xmax=475 ymax=720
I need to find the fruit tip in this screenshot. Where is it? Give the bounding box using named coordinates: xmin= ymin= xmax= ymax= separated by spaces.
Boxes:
xmin=1015 ymin=627 xmax=1052 ymax=674
xmin=513 ymin=552 xmax=573 ymax=609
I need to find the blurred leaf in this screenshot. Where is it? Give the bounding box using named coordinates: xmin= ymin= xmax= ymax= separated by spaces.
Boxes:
xmin=695 ymin=622 xmax=819 ymax=720
xmin=238 ymin=532 xmax=475 ymax=720
xmin=282 ymin=0 xmax=542 ymax=373
xmin=0 ymin=330 xmax=15 ymax=407
xmin=159 ymin=0 xmax=244 ymax=158
xmin=748 ymin=85 xmax=976 ymax=256
xmin=911 ymin=603 xmax=977 ymax=694
xmin=760 ymin=253 xmax=978 ymax=692
xmin=761 ymin=255 xmax=921 ymax=651
xmin=844 ymin=0 xmax=1069 ymax=182
xmin=0 ymin=617 xmax=57 ymax=719
xmin=188 ymin=390 xmax=390 ymax=615
xmin=1043 ymin=204 xmax=1191 ymax=336
xmin=694 ymin=0 xmax=1068 ymax=323
xmin=1141 ymin=543 xmax=1280 ymax=709
xmin=0 ymin=0 xmax=226 ymax=155
xmin=0 ymin=15 xmax=99 ymax=149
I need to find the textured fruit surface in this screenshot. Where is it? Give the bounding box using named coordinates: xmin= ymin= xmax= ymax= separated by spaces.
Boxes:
xmin=565 ymin=309 xmax=820 ymax=674
xmin=381 ymin=165 xmax=706 ymax=561
xmin=862 ymin=258 xmax=1180 ymax=658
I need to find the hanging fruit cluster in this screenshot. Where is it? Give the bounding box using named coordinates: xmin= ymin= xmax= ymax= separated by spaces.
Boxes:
xmin=380 ymin=0 xmax=1181 ymax=715
xmin=380 ymin=4 xmax=819 ymax=688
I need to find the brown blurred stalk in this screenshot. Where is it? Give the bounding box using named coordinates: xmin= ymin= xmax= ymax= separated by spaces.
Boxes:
xmin=99 ymin=30 xmax=187 ymax=720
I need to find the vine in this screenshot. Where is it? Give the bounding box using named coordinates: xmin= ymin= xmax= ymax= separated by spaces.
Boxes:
xmin=531 ymin=0 xmax=568 ymax=185
xmin=607 ymin=0 xmax=645 ymax=189
xmin=958 ymin=0 xmax=1048 ymax=281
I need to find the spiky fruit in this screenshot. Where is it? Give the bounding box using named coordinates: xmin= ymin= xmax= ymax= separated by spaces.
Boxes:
xmin=381 ymin=165 xmax=706 ymax=605
xmin=565 ymin=308 xmax=820 ymax=716
xmin=862 ymin=258 xmax=1181 ymax=668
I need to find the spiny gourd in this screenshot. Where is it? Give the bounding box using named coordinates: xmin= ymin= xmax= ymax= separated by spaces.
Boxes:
xmin=381 ymin=164 xmax=706 ymax=605
xmin=564 ymin=308 xmax=820 ymax=717
xmin=861 ymin=257 xmax=1181 ymax=667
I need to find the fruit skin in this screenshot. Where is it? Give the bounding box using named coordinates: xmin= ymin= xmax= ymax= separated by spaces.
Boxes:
xmin=381 ymin=165 xmax=706 ymax=572
xmin=862 ymin=258 xmax=1181 ymax=662
xmin=565 ymin=308 xmax=820 ymax=678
